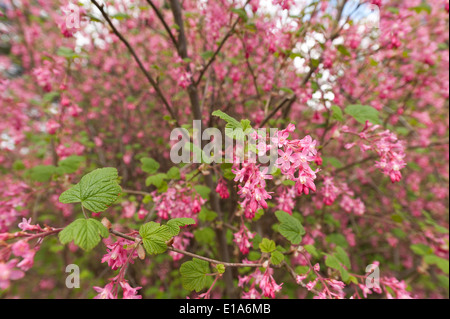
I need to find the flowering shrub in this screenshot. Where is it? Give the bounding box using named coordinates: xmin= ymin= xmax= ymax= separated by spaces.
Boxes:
xmin=0 ymin=0 xmax=448 ymax=299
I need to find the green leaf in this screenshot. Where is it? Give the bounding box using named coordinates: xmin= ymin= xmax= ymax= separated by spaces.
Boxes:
xmin=424 ymin=255 xmax=449 ymax=275
xmin=304 ymin=245 xmax=320 ymax=259
xmin=194 ymin=228 xmax=216 ymax=245
xmin=180 ymin=258 xmax=212 ymax=292
xmin=57 ymin=47 xmax=79 ymax=59
xmin=200 ymin=51 xmax=215 ymax=60
xmin=270 ymin=251 xmax=285 ymax=266
xmin=59 ymin=168 xmax=121 ymax=213
xmin=259 ymin=238 xmax=276 ymax=253
xmin=275 ymin=211 xmax=305 ymax=245
xmin=231 ymin=8 xmax=248 ymax=21
xmin=410 ymin=244 xmax=433 ymax=256
xmin=337 ymin=45 xmax=351 ymax=57
xmin=59 ymin=218 xmax=109 ymax=251
xmin=331 ymin=105 xmax=344 ymax=122
xmin=141 ymin=158 xmax=160 ymax=174
xmin=215 ymin=264 xmax=226 ymax=274
xmin=221 ymin=163 xmax=236 ymax=181
xmin=282 ymin=179 xmax=296 ymax=186
xmin=212 ymin=110 xmax=241 ymax=129
xmin=345 ymin=104 xmax=381 ymax=125
xmin=322 ymin=157 xmax=344 ymax=169
xmin=58 ymin=156 xmax=85 ymax=174
xmin=240 ymin=119 xmax=252 ymax=132
xmin=111 ymin=13 xmax=130 ymax=20
xmin=335 ymin=246 xmax=351 ymax=269
xmin=29 ymin=165 xmax=57 ymax=182
xmin=325 ymin=254 xmax=341 ymax=270
xmin=326 ymin=233 xmax=349 ymax=248
xmin=410 ymin=4 xmax=432 ymax=14
xmin=139 ymin=222 xmax=173 ymax=255
xmin=167 ymin=167 xmax=181 ymax=180
xmin=166 ymin=218 xmax=196 ymax=236
xmin=198 ymin=208 xmax=218 ymax=222
xmin=194 ymin=185 xmax=211 ymax=200
xmin=145 ymin=173 xmax=167 ymax=188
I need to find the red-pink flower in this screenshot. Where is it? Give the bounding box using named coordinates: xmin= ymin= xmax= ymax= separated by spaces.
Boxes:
xmin=259 ymin=269 xmax=283 ymax=298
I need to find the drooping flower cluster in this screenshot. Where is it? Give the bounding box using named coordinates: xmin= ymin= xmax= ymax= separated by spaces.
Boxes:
xmin=233 ymin=163 xmax=273 ymax=219
xmin=101 ymin=237 xmax=139 ymax=271
xmin=342 ymin=123 xmax=407 ymax=183
xmin=233 ymin=224 xmax=255 ymax=255
xmin=239 ymin=266 xmax=283 ymax=299
xmin=275 ymin=186 xmax=296 ymax=214
xmin=274 ymin=125 xmax=320 ymax=196
xmin=152 ymin=186 xmax=205 ymax=221
xmin=93 ymin=279 xmax=142 ymax=299
xmin=215 ymin=178 xmax=230 ymax=199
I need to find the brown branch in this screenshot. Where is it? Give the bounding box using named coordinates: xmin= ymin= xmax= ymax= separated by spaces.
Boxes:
xmin=109 ymin=229 xmax=264 ymax=268
xmin=90 ymin=0 xmax=181 ymax=127
xmin=194 ymin=0 xmax=251 ymax=86
xmin=145 ymin=0 xmax=178 ymax=48
xmin=258 ymin=95 xmax=296 ymax=128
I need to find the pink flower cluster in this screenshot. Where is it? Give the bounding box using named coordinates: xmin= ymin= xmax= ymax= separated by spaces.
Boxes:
xmin=0 ymin=219 xmax=45 ymax=289
xmin=343 ymin=123 xmax=406 ymax=183
xmin=93 ymin=279 xmax=142 ymax=299
xmin=233 ymin=224 xmax=255 ymax=255
xmin=152 ymin=186 xmax=205 ymax=221
xmin=239 ymin=267 xmax=283 ymax=299
xmin=215 ymin=179 xmax=230 ymax=199
xmin=101 ymin=237 xmax=139 ymax=271
xmin=233 ymin=163 xmax=273 ymax=219
xmin=274 ymin=125 xmax=319 ymax=196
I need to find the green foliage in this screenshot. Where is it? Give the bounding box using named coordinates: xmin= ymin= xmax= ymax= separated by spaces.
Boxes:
xmin=275 ymin=211 xmax=305 ymax=245
xmin=167 ymin=167 xmax=181 ymax=180
xmin=212 ymin=110 xmax=253 ymax=141
xmin=166 ymin=218 xmax=196 ymax=236
xmin=215 ymin=264 xmax=226 ymax=274
xmin=194 ymin=185 xmax=211 ymax=199
xmin=59 ymin=218 xmax=109 ymax=251
xmin=145 ymin=173 xmax=167 ymax=188
xmin=259 ymin=238 xmax=276 ymax=253
xmin=28 ymin=165 xmax=57 ymax=182
xmin=180 ymin=258 xmax=212 ymax=292
xmin=345 ymin=104 xmax=381 ymax=125
xmin=57 ymin=156 xmax=85 ymax=174
xmin=194 ymin=227 xmax=216 ymax=245
xmin=139 ymin=222 xmax=172 ymax=255
xmin=324 ymin=246 xmax=352 ymax=282
xmin=59 ymin=168 xmax=121 ymax=213
xmin=141 ymin=157 xmax=160 ymax=174
xmin=270 ymin=251 xmax=285 ymax=266
xmin=331 ymin=105 xmax=344 ymax=122
xmin=424 ymin=255 xmax=449 ymax=275
xmin=198 ymin=208 xmax=218 ymax=222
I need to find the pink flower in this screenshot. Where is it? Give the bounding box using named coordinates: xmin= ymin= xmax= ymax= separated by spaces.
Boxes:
xmin=11 ymin=240 xmax=30 ymax=258
xmin=120 ymin=281 xmax=142 ymax=299
xmin=233 ymin=225 xmax=255 ymax=255
xmin=18 ymin=218 xmax=40 ymax=232
xmin=259 ymin=269 xmax=283 ymax=298
xmin=242 ymin=287 xmax=261 ymax=299
xmin=46 ymin=119 xmax=60 ymax=135
xmin=216 ymin=179 xmax=230 ymax=199
xmin=101 ymin=238 xmax=138 ymax=270
xmin=0 ymin=259 xmax=25 ymax=290
xmin=93 ymin=282 xmax=116 ymax=299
